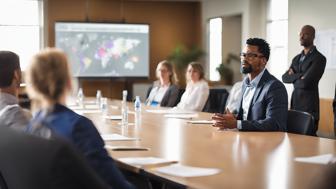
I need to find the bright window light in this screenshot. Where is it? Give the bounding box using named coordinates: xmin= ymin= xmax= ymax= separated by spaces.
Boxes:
xmin=0 ymin=0 xmax=43 ymax=70
xmin=266 ymin=0 xmax=288 ymax=80
xmin=209 ymin=17 xmax=222 ymax=81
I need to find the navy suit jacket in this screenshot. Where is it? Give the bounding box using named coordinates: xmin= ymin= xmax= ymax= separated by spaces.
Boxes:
xmin=237 ymin=69 xmax=288 ymax=131
xmin=27 ymin=104 xmax=134 ymax=189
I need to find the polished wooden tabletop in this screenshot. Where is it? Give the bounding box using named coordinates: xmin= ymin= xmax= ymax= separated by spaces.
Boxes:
xmin=79 ymin=99 xmax=336 ymax=189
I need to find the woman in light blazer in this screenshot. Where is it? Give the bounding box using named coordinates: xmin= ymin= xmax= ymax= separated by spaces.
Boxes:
xmin=146 ymin=60 xmax=179 ymax=107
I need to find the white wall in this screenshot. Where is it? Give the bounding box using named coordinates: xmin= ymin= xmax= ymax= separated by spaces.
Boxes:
xmin=288 ymin=0 xmax=336 ymax=98
xmin=201 ymin=0 xmax=267 ymax=79
xmin=222 ymin=15 xmax=242 ymax=83
xmin=202 ymin=0 xmax=335 ymax=98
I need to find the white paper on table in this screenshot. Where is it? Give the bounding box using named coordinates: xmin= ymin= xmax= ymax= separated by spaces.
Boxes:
xmin=294 ymin=154 xmax=335 ymax=165
xmin=118 ymin=157 xmax=177 ymax=166
xmin=84 ymin=100 xmax=97 ymax=105
xmin=187 ymin=120 xmax=215 ymax=124
xmin=74 ymin=109 xmax=102 ymax=115
xmin=104 ymin=115 xmax=122 ymax=120
xmin=146 ymin=109 xmax=195 ymax=114
xmin=164 ymin=113 xmax=198 ymax=119
xmin=155 ymin=164 xmax=221 ymax=177
xmin=101 ymin=134 xmax=139 ymax=141
xmin=117 ymin=122 xmax=135 ymax=126
xmin=105 ymin=145 xmax=150 ymax=151
xmin=71 ymin=105 xmax=100 ymax=110
xmin=110 ymin=105 xmax=119 ymax=110
xmin=84 ymin=104 xmax=100 ymax=109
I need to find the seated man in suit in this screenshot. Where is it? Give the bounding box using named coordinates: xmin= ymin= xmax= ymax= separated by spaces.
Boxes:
xmin=212 ymin=38 xmax=288 ymax=131
xmin=0 ymin=51 xmax=30 ymax=130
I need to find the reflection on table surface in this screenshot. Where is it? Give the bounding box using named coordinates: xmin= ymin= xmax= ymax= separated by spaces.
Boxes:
xmin=73 ymin=98 xmax=336 ymax=189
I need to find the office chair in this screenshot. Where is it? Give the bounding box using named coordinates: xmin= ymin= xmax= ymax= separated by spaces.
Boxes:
xmin=0 ymin=126 xmax=110 ymax=189
xmin=0 ymin=172 xmax=7 ymax=189
xmin=175 ymin=88 xmax=185 ymax=106
xmin=202 ymin=88 xmax=229 ymax=113
xmin=18 ymin=93 xmax=31 ymax=109
xmin=287 ymin=109 xmax=315 ymax=136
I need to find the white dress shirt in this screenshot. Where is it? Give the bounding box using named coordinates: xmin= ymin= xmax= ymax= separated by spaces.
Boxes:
xmin=146 ymin=85 xmax=169 ymax=106
xmin=237 ymin=69 xmax=265 ymax=129
xmin=176 ymin=79 xmax=209 ymax=111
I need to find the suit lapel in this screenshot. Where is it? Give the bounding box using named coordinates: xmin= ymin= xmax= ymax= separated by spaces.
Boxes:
xmin=237 ymin=78 xmax=248 ymax=119
xmin=292 ymin=55 xmax=301 ymax=72
xmin=250 ymin=70 xmax=270 ymax=106
xmin=299 ymin=48 xmax=316 ymax=72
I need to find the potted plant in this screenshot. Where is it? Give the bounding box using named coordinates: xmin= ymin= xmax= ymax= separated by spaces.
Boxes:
xmin=216 ymin=53 xmax=240 ymax=85
xmin=168 ymin=45 xmax=205 ymax=87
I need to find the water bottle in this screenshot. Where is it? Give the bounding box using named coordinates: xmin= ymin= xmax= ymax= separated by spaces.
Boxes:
xmin=121 ymin=90 xmax=128 ymax=126
xmin=96 ymin=90 xmax=102 ymax=106
xmin=77 ymin=88 xmax=84 ymax=107
xmin=134 ymin=96 xmax=141 ymax=126
xmin=100 ymin=97 xmax=108 ymax=116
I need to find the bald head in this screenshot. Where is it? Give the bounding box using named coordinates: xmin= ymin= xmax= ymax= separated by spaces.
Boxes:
xmin=300 ymin=25 xmax=315 ymax=47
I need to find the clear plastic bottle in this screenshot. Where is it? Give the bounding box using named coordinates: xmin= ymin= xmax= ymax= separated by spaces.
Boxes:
xmin=121 ymin=90 xmax=128 ymax=126
xmin=100 ymin=97 xmax=108 ymax=116
xmin=96 ymin=90 xmax=102 ymax=106
xmin=134 ymin=96 xmax=141 ymax=126
xmin=77 ymin=88 xmax=84 ymax=107
xmin=134 ymin=96 xmax=141 ymax=112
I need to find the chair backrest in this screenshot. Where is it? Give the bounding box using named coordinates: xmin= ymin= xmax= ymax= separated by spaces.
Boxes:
xmin=202 ymin=88 xmax=229 ymax=113
xmin=0 ymin=126 xmax=110 ymax=189
xmin=0 ymin=172 xmax=7 ymax=189
xmin=18 ymin=93 xmax=31 ymax=109
xmin=175 ymin=88 xmax=185 ymax=106
xmin=287 ymin=109 xmax=315 ymax=135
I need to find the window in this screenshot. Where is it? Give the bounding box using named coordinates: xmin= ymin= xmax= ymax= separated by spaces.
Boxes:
xmin=209 ymin=17 xmax=222 ymax=81
xmin=0 ymin=0 xmax=43 ymax=70
xmin=266 ymin=0 xmax=288 ymax=80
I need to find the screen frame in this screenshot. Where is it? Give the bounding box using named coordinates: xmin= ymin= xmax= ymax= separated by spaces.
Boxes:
xmin=54 ymin=21 xmax=150 ymax=79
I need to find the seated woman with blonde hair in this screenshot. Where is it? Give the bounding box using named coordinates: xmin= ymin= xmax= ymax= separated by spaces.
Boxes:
xmin=146 ymin=60 xmax=179 ymax=107
xmin=25 ymin=48 xmax=134 ymax=189
xmin=176 ymin=62 xmax=209 ymax=111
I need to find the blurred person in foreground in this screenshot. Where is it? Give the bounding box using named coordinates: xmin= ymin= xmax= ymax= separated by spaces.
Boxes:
xmin=25 ymin=48 xmax=135 ymax=189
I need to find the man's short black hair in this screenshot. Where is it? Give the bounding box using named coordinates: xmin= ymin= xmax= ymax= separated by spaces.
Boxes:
xmin=246 ymin=38 xmax=270 ymax=61
xmin=0 ymin=51 xmax=20 ymax=88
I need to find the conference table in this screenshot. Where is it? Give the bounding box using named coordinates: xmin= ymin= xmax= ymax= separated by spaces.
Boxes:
xmin=76 ymin=98 xmax=336 ymax=189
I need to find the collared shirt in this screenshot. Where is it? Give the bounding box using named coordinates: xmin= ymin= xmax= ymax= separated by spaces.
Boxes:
xmin=299 ymin=46 xmax=316 ymax=63
xmin=237 ymin=69 xmax=266 ymax=129
xmin=176 ymin=79 xmax=209 ymax=111
xmin=0 ymin=92 xmax=31 ymax=130
xmin=146 ymin=84 xmax=169 ymax=106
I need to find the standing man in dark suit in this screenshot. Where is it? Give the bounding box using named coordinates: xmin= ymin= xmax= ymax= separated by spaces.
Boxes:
xmin=212 ymin=38 xmax=288 ymax=131
xmin=282 ymin=25 xmax=326 ymax=135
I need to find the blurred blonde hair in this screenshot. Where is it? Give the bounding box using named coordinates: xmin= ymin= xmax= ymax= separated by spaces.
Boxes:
xmin=156 ymin=60 xmax=176 ymax=85
xmin=26 ymin=48 xmax=71 ymax=105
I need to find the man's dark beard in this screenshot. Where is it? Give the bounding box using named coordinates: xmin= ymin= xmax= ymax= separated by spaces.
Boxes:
xmin=240 ymin=62 xmax=253 ymax=74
